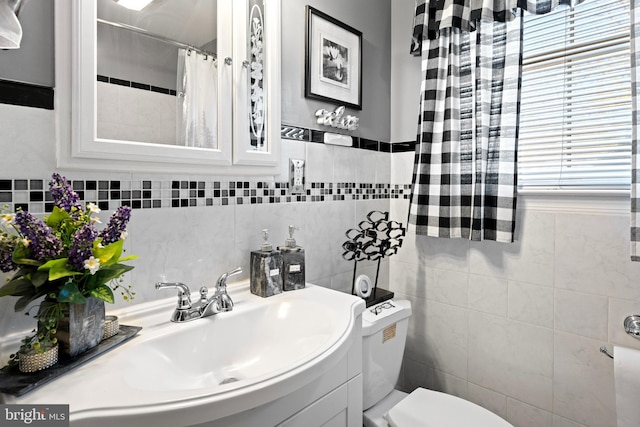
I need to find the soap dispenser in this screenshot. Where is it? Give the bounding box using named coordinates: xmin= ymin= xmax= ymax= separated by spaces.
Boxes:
xmin=250 ymin=229 xmax=283 ymax=297
xmin=279 ymin=225 xmax=306 ymax=291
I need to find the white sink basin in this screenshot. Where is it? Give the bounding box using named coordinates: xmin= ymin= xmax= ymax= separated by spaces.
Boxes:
xmin=2 ymin=283 xmax=364 ymax=427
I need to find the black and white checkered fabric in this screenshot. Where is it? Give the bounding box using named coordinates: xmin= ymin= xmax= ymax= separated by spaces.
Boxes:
xmin=632 ymin=0 xmax=640 ymax=261
xmin=408 ymin=15 xmax=523 ymax=242
xmin=408 ymin=0 xmax=586 ymax=242
xmin=411 ymin=0 xmax=585 ymax=55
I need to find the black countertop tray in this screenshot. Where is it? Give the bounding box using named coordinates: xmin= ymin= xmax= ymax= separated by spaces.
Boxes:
xmin=0 ymin=324 xmax=142 ymax=397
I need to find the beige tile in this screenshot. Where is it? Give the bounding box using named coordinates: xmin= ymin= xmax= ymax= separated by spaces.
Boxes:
xmin=555 ymin=213 xmax=640 ymax=301
xmin=425 ymin=300 xmax=468 ymax=379
xmin=468 ymin=312 xmax=553 ymax=411
xmin=469 ymin=274 xmax=508 ymax=317
xmin=429 ymin=268 xmax=468 ymax=307
xmin=506 ymin=398 xmax=553 ymax=427
xmin=555 ymin=289 xmax=608 ymax=341
xmin=467 ymin=382 xmax=508 ymax=420
xmin=469 ymin=211 xmax=555 ymax=287
xmin=553 ymin=331 xmax=615 ymax=427
xmin=508 ymin=280 xmax=554 ymax=328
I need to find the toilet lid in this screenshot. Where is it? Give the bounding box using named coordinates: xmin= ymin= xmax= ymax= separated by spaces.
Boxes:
xmin=385 ymin=388 xmax=513 ymax=427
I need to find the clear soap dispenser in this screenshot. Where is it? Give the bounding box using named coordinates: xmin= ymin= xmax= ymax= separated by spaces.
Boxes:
xmin=279 ymin=225 xmax=306 ymax=291
xmin=250 ymin=229 xmax=283 ymax=297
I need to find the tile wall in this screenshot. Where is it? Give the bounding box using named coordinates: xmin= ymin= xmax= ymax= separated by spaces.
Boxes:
xmin=0 ymin=103 xmax=403 ymax=363
xmin=390 ymin=151 xmax=640 ymax=427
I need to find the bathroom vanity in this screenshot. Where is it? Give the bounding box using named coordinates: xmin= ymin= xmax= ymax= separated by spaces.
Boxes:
xmin=0 ymin=283 xmax=365 ymax=427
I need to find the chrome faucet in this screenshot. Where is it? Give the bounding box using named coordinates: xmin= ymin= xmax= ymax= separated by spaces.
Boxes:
xmin=155 ymin=267 xmax=242 ymax=322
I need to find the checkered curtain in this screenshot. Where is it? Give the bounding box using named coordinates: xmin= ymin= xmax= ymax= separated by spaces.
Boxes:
xmin=408 ymin=0 xmax=584 ymax=242
xmin=632 ymin=0 xmax=640 ymax=261
xmin=411 ymin=1 xmax=586 ymax=56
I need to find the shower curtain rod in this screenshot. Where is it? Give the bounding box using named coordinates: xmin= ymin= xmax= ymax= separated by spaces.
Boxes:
xmin=97 ymin=18 xmax=217 ymax=59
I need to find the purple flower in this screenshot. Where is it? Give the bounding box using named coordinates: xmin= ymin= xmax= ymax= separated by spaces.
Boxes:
xmin=68 ymin=224 xmax=97 ymax=271
xmin=99 ymin=206 xmax=132 ymax=246
xmin=0 ymin=244 xmax=16 ymax=272
xmin=14 ymin=211 xmax=63 ymax=261
xmin=49 ymin=173 xmax=82 ymax=214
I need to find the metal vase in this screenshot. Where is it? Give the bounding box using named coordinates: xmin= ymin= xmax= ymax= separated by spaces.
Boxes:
xmin=40 ymin=297 xmax=106 ymax=360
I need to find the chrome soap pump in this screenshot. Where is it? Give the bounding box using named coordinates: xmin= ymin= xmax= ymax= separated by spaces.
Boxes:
xmin=279 ymin=225 xmax=305 ymax=291
xmin=250 ymin=229 xmax=283 ymax=297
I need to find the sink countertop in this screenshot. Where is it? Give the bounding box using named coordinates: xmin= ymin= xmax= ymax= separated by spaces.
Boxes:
xmin=1 ymin=283 xmax=364 ymax=427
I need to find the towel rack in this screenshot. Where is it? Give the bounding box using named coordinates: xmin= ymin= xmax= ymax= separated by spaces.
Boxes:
xmin=599 ymin=315 xmax=640 ymax=359
xmin=600 ymin=346 xmax=614 ymax=359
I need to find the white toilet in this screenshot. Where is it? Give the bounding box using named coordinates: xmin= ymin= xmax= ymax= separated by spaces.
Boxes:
xmin=362 ymin=299 xmax=513 ymax=427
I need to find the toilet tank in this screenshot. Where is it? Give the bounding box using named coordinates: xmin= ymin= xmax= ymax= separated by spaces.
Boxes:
xmin=362 ymin=299 xmax=412 ymax=410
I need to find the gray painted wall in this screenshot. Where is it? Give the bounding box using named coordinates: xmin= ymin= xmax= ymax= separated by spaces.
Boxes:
xmin=281 ymin=0 xmax=391 ymax=141
xmin=0 ymin=0 xmax=55 ymax=87
xmin=390 ymin=0 xmax=421 ymax=142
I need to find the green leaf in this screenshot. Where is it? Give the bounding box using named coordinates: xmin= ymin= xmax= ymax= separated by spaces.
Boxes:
xmin=14 ymin=289 xmax=47 ymax=312
xmin=94 ymin=263 xmax=134 ymax=284
xmin=57 ymin=282 xmax=87 ymax=304
xmin=10 ymin=267 xmax=32 ymax=280
xmin=45 ymin=207 xmax=71 ymax=229
xmin=0 ymin=277 xmax=34 ymax=297
xmin=93 ymin=239 xmax=123 ymax=267
xmin=12 ymin=245 xmax=41 ymax=267
xmin=38 ymin=258 xmax=81 ymax=281
xmin=30 ymin=270 xmax=50 ymax=288
xmin=117 ymin=254 xmax=138 ymax=263
xmin=13 ymin=258 xmax=43 ymax=267
xmin=90 ymin=284 xmax=114 ymax=304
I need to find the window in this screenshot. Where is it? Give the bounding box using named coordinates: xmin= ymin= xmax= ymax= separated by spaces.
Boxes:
xmin=518 ymin=0 xmax=631 ymax=191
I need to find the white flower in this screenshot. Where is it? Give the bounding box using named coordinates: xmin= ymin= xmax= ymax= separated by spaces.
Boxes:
xmin=87 ymin=203 xmax=101 ymax=214
xmin=120 ymin=231 xmax=128 ymax=240
xmin=84 ymin=256 xmax=101 ymax=275
xmin=21 ymin=238 xmax=30 ymax=247
xmin=1 ymin=213 xmax=15 ymax=225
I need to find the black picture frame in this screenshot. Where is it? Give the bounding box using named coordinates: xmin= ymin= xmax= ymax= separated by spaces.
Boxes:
xmin=305 ymin=6 xmax=362 ymax=110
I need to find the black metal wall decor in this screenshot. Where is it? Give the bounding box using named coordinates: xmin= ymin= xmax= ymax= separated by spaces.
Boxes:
xmin=342 ymin=211 xmax=405 ymax=304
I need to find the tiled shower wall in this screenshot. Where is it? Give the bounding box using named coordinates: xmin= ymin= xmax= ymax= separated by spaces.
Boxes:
xmin=390 ymin=152 xmax=640 ymax=427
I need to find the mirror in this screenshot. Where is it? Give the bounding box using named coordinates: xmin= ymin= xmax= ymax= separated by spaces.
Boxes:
xmin=96 ymin=0 xmax=219 ymax=149
xmin=55 ymin=0 xmax=280 ymax=174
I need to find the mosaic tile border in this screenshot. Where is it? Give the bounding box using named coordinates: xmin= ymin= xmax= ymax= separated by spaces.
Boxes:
xmin=0 ymin=179 xmax=412 ymax=214
xmin=281 ymin=124 xmax=416 ymax=153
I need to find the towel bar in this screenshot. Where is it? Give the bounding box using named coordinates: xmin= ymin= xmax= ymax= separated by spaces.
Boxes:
xmin=600 ymin=346 xmax=614 ymax=359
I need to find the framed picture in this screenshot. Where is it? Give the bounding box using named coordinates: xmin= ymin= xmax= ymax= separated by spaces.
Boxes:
xmin=305 ymin=6 xmax=362 ymax=110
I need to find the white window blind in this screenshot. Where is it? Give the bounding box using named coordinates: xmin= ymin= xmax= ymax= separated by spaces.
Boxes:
xmin=518 ymin=0 xmax=632 ymax=191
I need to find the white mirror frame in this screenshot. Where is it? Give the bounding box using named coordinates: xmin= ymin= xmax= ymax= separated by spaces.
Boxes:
xmin=55 ymin=0 xmax=281 ymax=175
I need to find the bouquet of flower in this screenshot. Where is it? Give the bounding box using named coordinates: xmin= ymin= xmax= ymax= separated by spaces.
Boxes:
xmin=0 ymin=173 xmax=136 ymax=361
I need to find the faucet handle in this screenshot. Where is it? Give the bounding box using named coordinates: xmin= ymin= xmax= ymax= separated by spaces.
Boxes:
xmin=155 ymin=282 xmax=192 ymax=309
xmin=199 ymin=286 xmax=209 ymax=304
xmin=216 ymin=267 xmax=243 ymax=289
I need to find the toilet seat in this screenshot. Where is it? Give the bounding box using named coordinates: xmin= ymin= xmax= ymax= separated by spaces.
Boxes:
xmin=385 ymin=388 xmax=513 ymax=427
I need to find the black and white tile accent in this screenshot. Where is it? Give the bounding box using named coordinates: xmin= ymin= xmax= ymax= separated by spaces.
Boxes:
xmin=0 ymin=79 xmax=54 ymax=110
xmin=0 ymin=179 xmax=412 ymax=214
xmin=281 ymin=124 xmax=416 ymax=153
xmin=97 ymin=75 xmax=177 ymax=96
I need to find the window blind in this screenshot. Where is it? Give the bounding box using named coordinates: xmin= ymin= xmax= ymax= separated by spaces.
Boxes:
xmin=518 ymin=0 xmax=631 ymax=190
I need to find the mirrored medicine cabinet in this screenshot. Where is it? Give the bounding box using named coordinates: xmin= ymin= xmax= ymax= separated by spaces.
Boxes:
xmin=55 ymin=0 xmax=281 ymax=175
